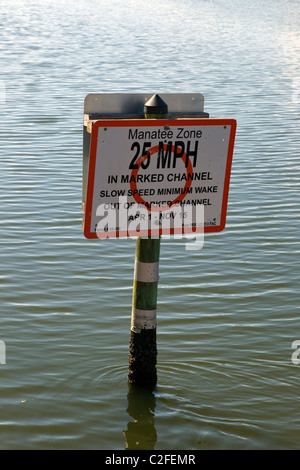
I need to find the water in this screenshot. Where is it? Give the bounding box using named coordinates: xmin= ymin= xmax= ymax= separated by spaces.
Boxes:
xmin=0 ymin=0 xmax=299 ymax=450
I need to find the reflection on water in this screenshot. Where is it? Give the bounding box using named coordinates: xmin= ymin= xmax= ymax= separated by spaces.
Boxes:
xmin=124 ymin=385 xmax=157 ymax=450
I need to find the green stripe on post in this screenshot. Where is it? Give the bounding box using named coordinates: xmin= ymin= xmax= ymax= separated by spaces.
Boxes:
xmin=135 ymin=236 xmax=161 ymax=263
xmin=128 ymin=95 xmax=168 ymax=389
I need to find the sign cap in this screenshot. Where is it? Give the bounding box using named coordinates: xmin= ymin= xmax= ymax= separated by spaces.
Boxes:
xmin=144 ymin=94 xmax=168 ymax=115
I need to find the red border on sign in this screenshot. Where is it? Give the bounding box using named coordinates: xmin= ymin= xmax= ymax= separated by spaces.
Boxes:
xmin=83 ymin=118 xmax=237 ymax=239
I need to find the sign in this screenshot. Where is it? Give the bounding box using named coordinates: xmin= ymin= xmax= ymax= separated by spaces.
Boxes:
xmin=83 ymin=118 xmax=236 ymax=239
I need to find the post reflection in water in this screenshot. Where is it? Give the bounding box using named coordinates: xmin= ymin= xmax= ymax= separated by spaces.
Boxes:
xmin=124 ymin=385 xmax=157 ymax=450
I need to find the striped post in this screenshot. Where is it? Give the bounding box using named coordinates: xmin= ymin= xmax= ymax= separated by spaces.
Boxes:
xmin=128 ymin=94 xmax=168 ymax=388
xmin=128 ymin=237 xmax=160 ymax=387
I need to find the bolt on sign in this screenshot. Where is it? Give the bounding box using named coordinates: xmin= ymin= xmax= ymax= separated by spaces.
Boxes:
xmin=83 ymin=118 xmax=236 ymax=239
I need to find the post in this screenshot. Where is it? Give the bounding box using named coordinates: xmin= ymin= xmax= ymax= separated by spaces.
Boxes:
xmin=128 ymin=94 xmax=168 ymax=388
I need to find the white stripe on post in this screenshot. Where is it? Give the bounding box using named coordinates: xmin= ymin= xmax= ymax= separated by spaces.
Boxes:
xmin=134 ymin=260 xmax=159 ymax=283
xmin=131 ymin=308 xmax=157 ymax=333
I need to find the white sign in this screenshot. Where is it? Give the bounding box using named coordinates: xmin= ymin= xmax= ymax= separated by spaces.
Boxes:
xmin=83 ymin=118 xmax=236 ymax=239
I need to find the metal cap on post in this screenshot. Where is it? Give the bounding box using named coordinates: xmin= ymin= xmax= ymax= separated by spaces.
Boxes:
xmin=144 ymin=94 xmax=169 ymax=119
